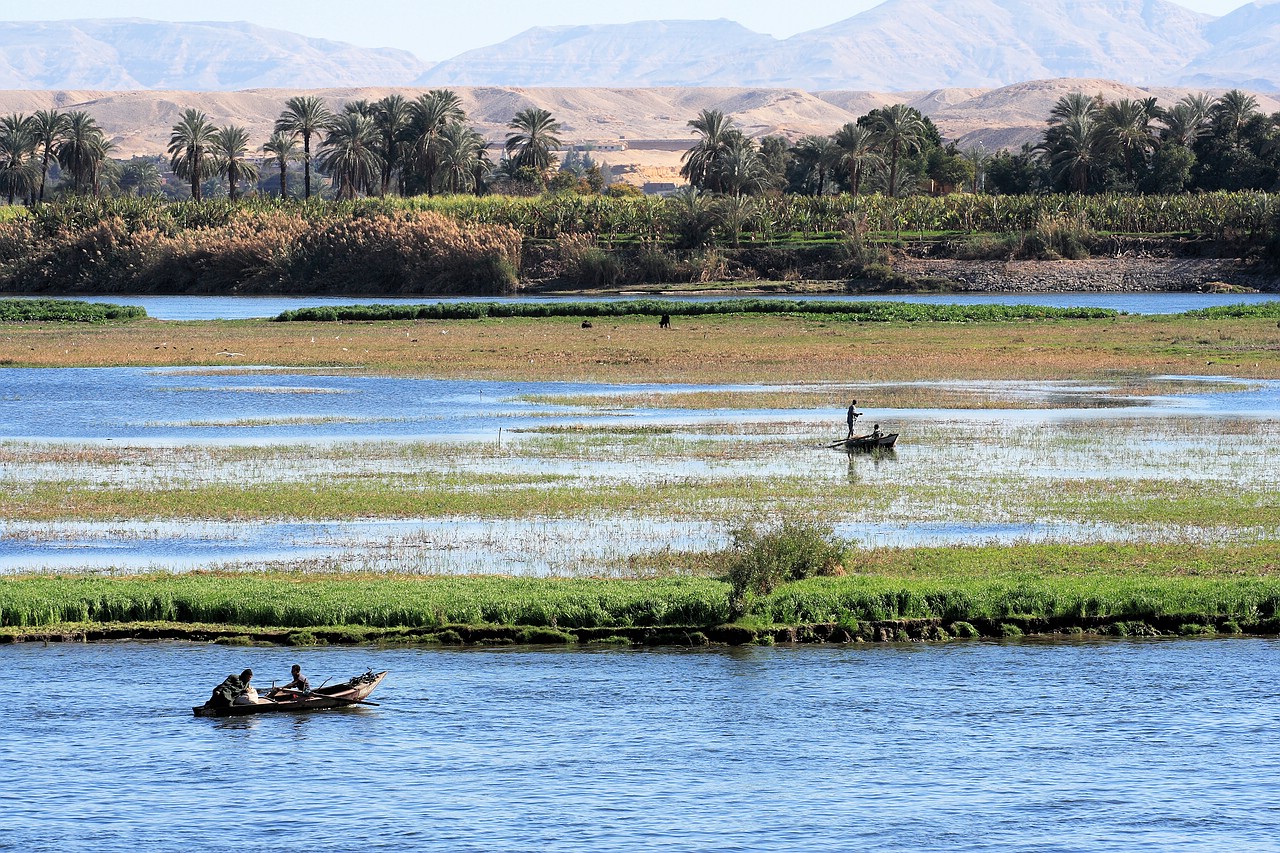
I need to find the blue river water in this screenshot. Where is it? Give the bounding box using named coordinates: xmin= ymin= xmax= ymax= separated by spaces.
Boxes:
xmin=21 ymin=290 xmax=1280 ymax=319
xmin=2 ymin=639 xmax=1277 ymax=852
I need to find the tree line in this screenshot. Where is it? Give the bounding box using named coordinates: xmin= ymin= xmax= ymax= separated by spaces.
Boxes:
xmin=0 ymin=92 xmax=598 ymax=204
xmin=1 ymin=88 xmax=1278 ymax=205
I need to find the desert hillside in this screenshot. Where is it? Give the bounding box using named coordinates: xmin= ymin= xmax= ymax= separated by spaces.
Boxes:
xmin=4 ymin=80 xmax=1277 ymax=187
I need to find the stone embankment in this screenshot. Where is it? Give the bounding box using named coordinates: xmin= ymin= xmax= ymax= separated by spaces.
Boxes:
xmin=892 ymin=256 xmax=1280 ymax=292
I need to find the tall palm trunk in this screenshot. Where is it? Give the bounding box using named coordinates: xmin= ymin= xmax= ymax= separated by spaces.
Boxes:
xmin=39 ymin=147 xmax=51 ymax=202
xmin=888 ymin=139 xmax=900 ymax=198
xmin=302 ymin=131 xmax=312 ymax=200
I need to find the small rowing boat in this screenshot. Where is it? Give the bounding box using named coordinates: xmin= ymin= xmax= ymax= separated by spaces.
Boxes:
xmin=842 ymin=432 xmax=898 ymax=451
xmin=193 ymin=670 xmax=387 ymax=717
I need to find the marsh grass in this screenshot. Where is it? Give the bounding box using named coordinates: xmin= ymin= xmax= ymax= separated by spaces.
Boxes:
xmin=2 ymin=543 xmax=1277 ymax=634
xmin=3 ymin=313 xmax=1279 ymax=382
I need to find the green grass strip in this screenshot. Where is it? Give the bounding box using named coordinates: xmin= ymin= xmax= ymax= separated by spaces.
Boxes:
xmin=2 ymin=544 xmax=1276 ymax=631
xmin=0 ymin=299 xmax=147 ymax=323
xmin=274 ymin=299 xmax=1121 ymax=323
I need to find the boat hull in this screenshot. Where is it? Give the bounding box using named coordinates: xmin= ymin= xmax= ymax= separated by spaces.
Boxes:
xmin=193 ymin=670 xmax=387 ymax=717
xmin=843 ymin=433 xmax=898 ymax=451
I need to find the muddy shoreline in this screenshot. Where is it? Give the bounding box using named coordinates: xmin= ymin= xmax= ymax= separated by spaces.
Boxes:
xmin=5 ymin=615 xmax=1274 ymax=647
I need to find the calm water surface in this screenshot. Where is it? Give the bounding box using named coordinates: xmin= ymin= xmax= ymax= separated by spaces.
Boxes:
xmin=2 ymin=639 xmax=1277 ymax=852
xmin=26 ymin=291 xmax=1280 ymax=319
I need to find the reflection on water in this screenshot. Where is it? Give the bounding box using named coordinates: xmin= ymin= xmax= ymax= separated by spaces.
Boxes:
xmin=3 ymin=640 xmax=1279 ymax=852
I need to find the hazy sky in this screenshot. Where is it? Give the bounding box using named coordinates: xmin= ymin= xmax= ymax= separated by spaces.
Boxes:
xmin=6 ymin=0 xmax=1256 ymax=62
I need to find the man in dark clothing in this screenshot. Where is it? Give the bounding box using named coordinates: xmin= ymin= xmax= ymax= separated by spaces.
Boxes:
xmin=208 ymin=671 xmax=246 ymax=708
xmin=846 ymin=399 xmax=861 ymax=437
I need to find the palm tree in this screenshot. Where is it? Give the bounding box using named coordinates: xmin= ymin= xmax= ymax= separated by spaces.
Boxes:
xmin=832 ymin=123 xmax=882 ymax=197
xmin=504 ymin=108 xmax=562 ymax=175
xmin=167 ymin=108 xmax=218 ymax=201
xmin=275 ymin=96 xmax=333 ymax=200
xmin=1049 ymin=91 xmax=1101 ymax=125
xmin=407 ymin=90 xmax=465 ymax=195
xmin=212 ymin=124 xmax=258 ymax=201
xmin=869 ymin=104 xmax=926 ymax=197
xmin=1211 ymin=89 xmax=1259 ymax=148
xmin=29 ymin=109 xmax=68 ymax=202
xmin=1101 ymin=98 xmax=1158 ymax=182
xmin=1039 ymin=92 xmax=1106 ymax=192
xmin=962 ymin=145 xmax=989 ymax=193
xmin=1162 ymin=93 xmax=1213 ymax=148
xmin=55 ymin=111 xmax=109 ymax=195
xmin=262 ymin=130 xmax=301 ymax=198
xmin=1045 ymin=113 xmax=1104 ymax=193
xmin=0 ymin=114 xmax=37 ymax=204
xmin=713 ymin=134 xmax=770 ymax=197
xmin=791 ymin=135 xmax=839 ymax=196
xmin=119 ymin=157 xmax=164 ymax=196
xmin=371 ymin=95 xmax=412 ymax=196
xmin=716 ymin=194 xmax=755 ymax=246
xmin=318 ymin=112 xmax=381 ymax=200
xmin=435 ymin=121 xmax=489 ymax=194
xmin=680 ymin=109 xmax=737 ymax=193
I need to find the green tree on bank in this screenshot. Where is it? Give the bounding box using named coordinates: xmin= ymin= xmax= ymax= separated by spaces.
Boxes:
xmin=168 ymin=109 xmax=217 ymax=202
xmin=275 ymin=96 xmax=333 ymax=200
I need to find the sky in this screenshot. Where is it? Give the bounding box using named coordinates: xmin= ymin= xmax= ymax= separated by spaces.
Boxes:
xmin=4 ymin=0 xmax=1258 ymax=62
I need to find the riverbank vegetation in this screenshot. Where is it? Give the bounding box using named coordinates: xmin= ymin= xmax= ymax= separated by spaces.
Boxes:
xmin=0 ymin=298 xmax=145 ymax=322
xmin=273 ymin=299 xmax=1119 ymax=323
xmin=2 ymin=542 xmax=1277 ymax=643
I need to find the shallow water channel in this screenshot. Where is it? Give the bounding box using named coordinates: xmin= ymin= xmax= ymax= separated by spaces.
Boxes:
xmin=3 ymin=639 xmax=1278 ymax=852
xmin=31 ymin=290 xmax=1280 ymax=319
xmin=2 ymin=370 xmax=1278 ymax=573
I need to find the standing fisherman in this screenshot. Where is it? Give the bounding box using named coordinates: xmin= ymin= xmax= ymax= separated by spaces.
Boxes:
xmin=846 ymin=399 xmax=862 ymax=438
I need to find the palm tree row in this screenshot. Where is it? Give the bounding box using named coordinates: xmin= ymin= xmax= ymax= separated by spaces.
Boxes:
xmin=1025 ymin=88 xmax=1280 ymax=194
xmin=683 ymin=104 xmax=943 ymax=199
xmin=0 ymin=110 xmax=112 ymax=203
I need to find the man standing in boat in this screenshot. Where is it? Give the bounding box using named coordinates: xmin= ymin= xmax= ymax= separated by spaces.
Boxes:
xmin=846 ymin=399 xmax=862 ymax=438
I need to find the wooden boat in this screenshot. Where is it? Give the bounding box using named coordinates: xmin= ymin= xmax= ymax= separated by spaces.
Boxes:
xmin=842 ymin=432 xmax=899 ymax=451
xmin=193 ymin=670 xmax=387 ymax=718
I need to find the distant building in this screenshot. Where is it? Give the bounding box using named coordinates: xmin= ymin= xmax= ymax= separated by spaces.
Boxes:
xmin=642 ymin=182 xmax=679 ymax=196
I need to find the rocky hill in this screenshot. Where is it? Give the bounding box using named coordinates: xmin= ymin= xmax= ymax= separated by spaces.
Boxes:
xmin=419 ymin=0 xmax=1280 ymax=91
xmin=0 ymin=19 xmax=428 ymax=90
xmin=6 ymin=3 xmax=1280 ymax=92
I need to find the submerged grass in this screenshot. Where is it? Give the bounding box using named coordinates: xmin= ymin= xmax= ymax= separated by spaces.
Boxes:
xmin=3 ymin=467 xmax=1274 ymax=530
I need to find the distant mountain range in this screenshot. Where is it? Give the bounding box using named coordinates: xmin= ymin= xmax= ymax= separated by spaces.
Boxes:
xmin=3 ymin=0 xmax=1280 ymax=92
xmin=0 ymin=19 xmax=429 ymax=90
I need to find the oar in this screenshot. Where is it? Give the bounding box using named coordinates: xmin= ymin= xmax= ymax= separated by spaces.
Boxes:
xmin=274 ymin=685 xmax=380 ymax=707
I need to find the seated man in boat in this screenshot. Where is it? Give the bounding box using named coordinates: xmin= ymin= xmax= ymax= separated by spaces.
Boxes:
xmin=283 ymin=664 xmax=310 ymax=693
xmin=232 ymin=668 xmax=261 ymax=705
xmin=208 ymin=672 xmax=244 ymax=709
xmin=870 ymin=424 xmax=883 ymax=439
xmin=207 ymin=668 xmax=258 ymax=708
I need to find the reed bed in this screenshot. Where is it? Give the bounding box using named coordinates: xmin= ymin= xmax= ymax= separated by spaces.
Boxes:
xmin=0 ymin=202 xmax=522 ymax=295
